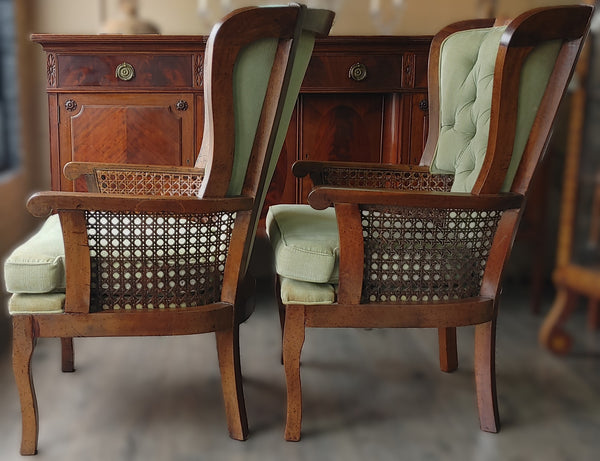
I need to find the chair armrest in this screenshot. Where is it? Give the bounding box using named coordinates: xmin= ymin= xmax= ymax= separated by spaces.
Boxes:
xmin=292 ymin=160 xmax=453 ymax=191
xmin=26 ymin=191 xmax=253 ymax=314
xmin=307 ymin=186 xmax=524 ymax=211
xmin=27 ymin=191 xmax=252 ymax=217
xmin=316 ymin=186 xmax=524 ymax=305
xmin=64 ymin=162 xmax=205 ymax=195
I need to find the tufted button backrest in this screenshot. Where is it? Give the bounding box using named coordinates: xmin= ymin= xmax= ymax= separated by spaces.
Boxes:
xmin=430 ymin=26 xmax=505 ymax=192
xmin=430 ymin=26 xmax=561 ymax=193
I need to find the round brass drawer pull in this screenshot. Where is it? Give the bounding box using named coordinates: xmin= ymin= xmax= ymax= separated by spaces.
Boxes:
xmin=349 ymin=62 xmax=368 ymax=82
xmin=115 ymin=62 xmax=135 ymax=81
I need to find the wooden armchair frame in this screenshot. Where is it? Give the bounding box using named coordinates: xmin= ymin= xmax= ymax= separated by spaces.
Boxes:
xmin=10 ymin=5 xmax=334 ymax=455
xmin=277 ymin=5 xmax=592 ymax=441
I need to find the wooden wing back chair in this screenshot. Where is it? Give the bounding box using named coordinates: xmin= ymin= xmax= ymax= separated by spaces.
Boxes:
xmin=266 ymin=5 xmax=592 ymax=441
xmin=3 ymin=4 xmax=333 ymax=455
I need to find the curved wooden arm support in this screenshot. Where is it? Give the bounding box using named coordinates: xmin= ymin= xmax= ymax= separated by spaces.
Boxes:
xmin=294 ymin=161 xmax=453 ymax=191
xmin=64 ymin=162 xmax=205 ymax=181
xmin=292 ymin=160 xmax=430 ymax=178
xmin=307 ymin=186 xmax=523 ymax=211
xmin=27 ymin=191 xmax=253 ymax=217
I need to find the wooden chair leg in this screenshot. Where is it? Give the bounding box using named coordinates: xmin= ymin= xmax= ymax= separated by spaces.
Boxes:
xmin=12 ymin=315 xmax=39 ymax=456
xmin=474 ymin=320 xmax=500 ymax=433
xmin=215 ymin=326 xmax=248 ymax=441
xmin=276 ymin=277 xmax=286 ymax=364
xmin=539 ymin=289 xmax=578 ymax=354
xmin=282 ymin=304 xmax=305 ymax=442
xmin=61 ymin=337 xmax=75 ymax=372
xmin=438 ymin=327 xmax=458 ymax=372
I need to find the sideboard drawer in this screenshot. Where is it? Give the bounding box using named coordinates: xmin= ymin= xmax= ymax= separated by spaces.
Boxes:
xmin=302 ymin=54 xmax=404 ymax=92
xmin=57 ymin=54 xmax=193 ymax=88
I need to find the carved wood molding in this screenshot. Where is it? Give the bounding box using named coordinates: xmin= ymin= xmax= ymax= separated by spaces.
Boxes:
xmin=47 ymin=53 xmax=57 ymax=87
xmin=194 ymin=54 xmax=204 ymax=88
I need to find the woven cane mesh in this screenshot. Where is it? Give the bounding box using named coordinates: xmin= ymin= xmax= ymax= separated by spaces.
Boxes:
xmin=321 ymin=167 xmax=454 ymax=191
xmin=95 ymin=169 xmax=204 ymax=196
xmin=360 ymin=206 xmax=502 ymax=303
xmin=85 ymin=210 xmax=235 ymax=311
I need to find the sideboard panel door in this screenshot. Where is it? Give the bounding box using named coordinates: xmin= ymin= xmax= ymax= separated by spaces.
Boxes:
xmin=298 ymin=94 xmax=385 ymax=201
xmin=57 ymin=93 xmax=195 ymax=190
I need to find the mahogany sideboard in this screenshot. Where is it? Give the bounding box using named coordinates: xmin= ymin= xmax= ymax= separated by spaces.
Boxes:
xmin=31 ymin=34 xmax=432 ymax=210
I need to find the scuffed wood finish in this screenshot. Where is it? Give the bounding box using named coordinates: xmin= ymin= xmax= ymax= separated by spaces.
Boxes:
xmin=12 ymin=316 xmax=38 ymax=456
xmin=278 ymin=5 xmax=592 ymax=441
xmin=438 ymin=327 xmax=458 ymax=373
xmin=335 ymin=203 xmax=364 ymax=305
xmin=283 ymin=305 xmax=305 ymax=442
xmin=307 ymin=187 xmax=524 ymax=211
xmin=475 ymin=320 xmax=500 ymax=432
xmin=216 ymin=326 xmax=248 ymax=440
xmin=27 ymin=191 xmax=253 ymax=217
xmin=12 ymin=5 xmax=334 ymax=455
xmin=60 ymin=338 xmax=74 ymax=373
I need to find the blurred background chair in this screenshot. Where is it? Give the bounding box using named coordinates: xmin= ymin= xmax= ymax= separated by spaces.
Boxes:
xmin=3 ymin=4 xmax=333 ymax=455
xmin=267 ymin=5 xmax=592 ymax=441
xmin=540 ymin=16 xmax=600 ymax=354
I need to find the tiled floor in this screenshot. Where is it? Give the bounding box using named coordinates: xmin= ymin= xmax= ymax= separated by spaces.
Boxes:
xmin=0 ymin=281 xmax=598 ymax=461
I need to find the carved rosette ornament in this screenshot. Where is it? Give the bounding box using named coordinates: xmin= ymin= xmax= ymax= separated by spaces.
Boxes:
xmin=175 ymin=100 xmax=188 ymax=111
xmin=64 ymin=99 xmax=78 ymax=112
xmin=194 ymin=54 xmax=204 ymax=88
xmin=47 ymin=54 xmax=57 ymax=87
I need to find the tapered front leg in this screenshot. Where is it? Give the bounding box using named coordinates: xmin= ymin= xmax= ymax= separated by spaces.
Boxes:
xmin=12 ymin=315 xmax=39 ymax=455
xmin=438 ymin=327 xmax=458 ymax=372
xmin=474 ymin=320 xmax=500 ymax=433
xmin=61 ymin=337 xmax=74 ymax=372
xmin=276 ymin=277 xmax=286 ymax=364
xmin=215 ymin=326 xmax=248 ymax=441
xmin=282 ymin=304 xmax=305 ymax=441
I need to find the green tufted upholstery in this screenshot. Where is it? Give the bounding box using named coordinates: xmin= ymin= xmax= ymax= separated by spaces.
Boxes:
xmin=430 ymin=26 xmax=561 ymax=192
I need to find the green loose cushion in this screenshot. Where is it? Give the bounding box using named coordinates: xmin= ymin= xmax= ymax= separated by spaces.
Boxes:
xmin=267 ymin=204 xmax=339 ymax=284
xmin=4 ymin=214 xmax=66 ymax=295
xmin=280 ymin=277 xmax=335 ymax=305
xmin=8 ymin=293 xmax=65 ymax=315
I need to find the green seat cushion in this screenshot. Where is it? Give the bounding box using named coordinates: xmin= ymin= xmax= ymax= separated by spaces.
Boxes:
xmin=267 ymin=204 xmax=339 ymax=284
xmin=4 ymin=214 xmax=66 ymax=294
xmin=280 ymin=277 xmax=335 ymax=305
xmin=8 ymin=293 xmax=65 ymax=315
